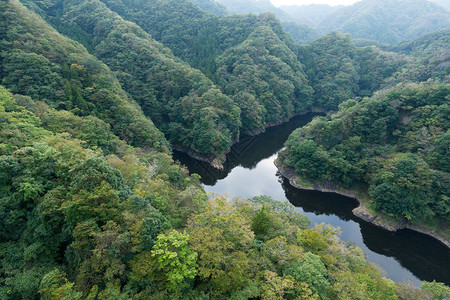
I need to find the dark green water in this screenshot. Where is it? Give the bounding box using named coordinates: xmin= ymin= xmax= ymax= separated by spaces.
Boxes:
xmin=174 ymin=113 xmax=450 ymax=286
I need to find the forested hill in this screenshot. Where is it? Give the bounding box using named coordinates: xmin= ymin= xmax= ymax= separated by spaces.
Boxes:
xmin=0 ymin=0 xmax=167 ymax=151
xmin=21 ymin=0 xmax=243 ymax=162
xmin=68 ymin=0 xmax=434 ymax=116
xmin=297 ymin=32 xmax=409 ymax=110
xmin=1 ymin=0 xmax=450 ymax=298
xmin=25 ymin=0 xmax=316 ymax=159
xmin=279 ymin=81 xmax=450 ymax=238
xmin=391 ymin=29 xmax=450 ymax=58
xmin=314 ymin=0 xmax=450 ymax=44
xmin=8 ymin=0 xmax=446 ymax=165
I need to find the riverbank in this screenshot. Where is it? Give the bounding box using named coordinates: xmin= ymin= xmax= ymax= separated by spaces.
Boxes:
xmin=176 ymin=108 xmax=328 ymax=170
xmin=173 ymin=146 xmax=228 ymax=169
xmin=241 ymin=107 xmax=329 ymax=136
xmin=275 ymin=159 xmax=450 ymax=249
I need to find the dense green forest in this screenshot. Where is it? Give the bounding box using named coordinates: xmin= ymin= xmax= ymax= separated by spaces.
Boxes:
xmin=18 ymin=0 xmax=446 ymax=162
xmin=1 ymin=0 xmax=450 ymax=298
xmin=96 ymin=0 xmax=315 ymax=125
xmin=1 ymin=81 xmax=449 ymax=297
xmin=297 ymin=32 xmax=409 ymax=110
xmin=19 ymin=0 xmax=242 ymax=159
xmin=279 ymin=81 xmax=449 ymax=233
xmin=0 ymin=0 xmax=167 ymax=152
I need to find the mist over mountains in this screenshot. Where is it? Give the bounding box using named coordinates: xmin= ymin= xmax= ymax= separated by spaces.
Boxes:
xmin=195 ymin=0 xmax=450 ymax=44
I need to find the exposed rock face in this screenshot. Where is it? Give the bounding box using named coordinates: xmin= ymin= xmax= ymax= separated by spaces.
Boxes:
xmin=275 ymin=159 xmax=450 ymax=248
xmin=175 ymin=146 xmax=226 ymax=170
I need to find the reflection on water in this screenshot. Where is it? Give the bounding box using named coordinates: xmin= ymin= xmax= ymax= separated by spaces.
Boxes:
xmin=173 ymin=113 xmax=450 ymax=286
xmin=284 ymin=179 xmax=450 ymax=285
xmin=175 ymin=113 xmax=322 ymax=185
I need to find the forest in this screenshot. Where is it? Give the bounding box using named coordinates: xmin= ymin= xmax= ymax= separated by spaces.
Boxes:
xmin=0 ymin=0 xmax=449 ymax=298
xmin=279 ymin=82 xmax=449 ymax=225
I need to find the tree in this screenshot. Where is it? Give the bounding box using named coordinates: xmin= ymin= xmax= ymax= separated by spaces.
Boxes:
xmin=150 ymin=230 xmax=198 ymax=291
xmin=283 ymin=252 xmax=330 ymax=300
xmin=187 ymin=197 xmax=254 ymax=295
xmin=39 ymin=269 xmax=83 ymax=300
xmin=421 ymin=280 xmax=450 ymax=300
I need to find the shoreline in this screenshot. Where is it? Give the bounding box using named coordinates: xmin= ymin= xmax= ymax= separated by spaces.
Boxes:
xmin=173 ymin=146 xmax=228 ymax=170
xmin=274 ymin=159 xmax=450 ymax=249
xmin=176 ymin=107 xmax=328 ymax=169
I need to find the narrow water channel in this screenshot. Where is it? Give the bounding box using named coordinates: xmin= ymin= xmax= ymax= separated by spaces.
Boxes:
xmin=173 ymin=113 xmax=450 ymax=286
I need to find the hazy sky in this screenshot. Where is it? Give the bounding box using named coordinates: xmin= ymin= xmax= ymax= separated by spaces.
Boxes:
xmin=270 ymin=0 xmax=359 ymax=6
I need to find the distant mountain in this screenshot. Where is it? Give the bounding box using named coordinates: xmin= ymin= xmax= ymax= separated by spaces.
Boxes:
xmin=279 ymin=4 xmax=343 ymax=28
xmin=315 ymin=0 xmax=450 ymax=44
xmin=430 ymin=0 xmax=450 ymax=11
xmin=215 ymin=0 xmax=291 ymax=21
xmin=282 ymin=22 xmax=319 ymax=44
xmin=202 ymin=0 xmax=450 ymax=45
xmin=193 ymin=0 xmax=318 ymax=44
xmin=188 ymin=0 xmax=228 ymax=16
xmin=99 ymin=0 xmax=315 ymax=127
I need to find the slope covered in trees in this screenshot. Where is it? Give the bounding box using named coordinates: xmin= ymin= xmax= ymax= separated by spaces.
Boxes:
xmin=23 ymin=0 xmax=242 ymax=160
xmin=279 ymin=4 xmax=343 ymax=28
xmin=279 ymin=81 xmax=449 ymax=235
xmin=0 ymin=0 xmax=166 ymax=151
xmin=1 ymin=84 xmax=448 ymax=298
xmin=298 ymin=33 xmax=409 ymax=110
xmin=392 ymin=29 xmax=450 ymax=58
xmin=1 ymin=0 xmax=450 ymax=298
xmin=3 ymin=81 xmax=449 ymax=299
xmin=77 ymin=0 xmax=315 ymax=137
xmin=88 ymin=0 xmax=420 ymax=126
xmin=18 ymin=0 xmax=444 ymax=162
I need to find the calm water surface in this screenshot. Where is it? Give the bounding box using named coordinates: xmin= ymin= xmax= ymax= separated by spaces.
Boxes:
xmin=174 ymin=113 xmax=450 ymax=286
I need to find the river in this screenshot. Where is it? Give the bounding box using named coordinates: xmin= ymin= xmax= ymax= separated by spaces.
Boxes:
xmin=173 ymin=113 xmax=450 ymax=286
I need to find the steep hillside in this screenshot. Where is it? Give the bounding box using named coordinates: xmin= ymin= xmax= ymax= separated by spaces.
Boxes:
xmin=383 ymin=29 xmax=450 ymax=86
xmin=298 ymin=33 xmax=409 ymax=110
xmin=392 ymin=29 xmax=450 ymax=57
xmin=98 ymin=0 xmax=315 ymax=132
xmin=278 ymin=81 xmax=449 ymax=238
xmin=1 ymin=82 xmax=447 ymax=299
xmin=1 ymin=0 xmax=450 ymax=299
xmin=0 ymin=0 xmax=166 ymax=151
xmin=24 ymin=0 xmax=242 ymax=163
